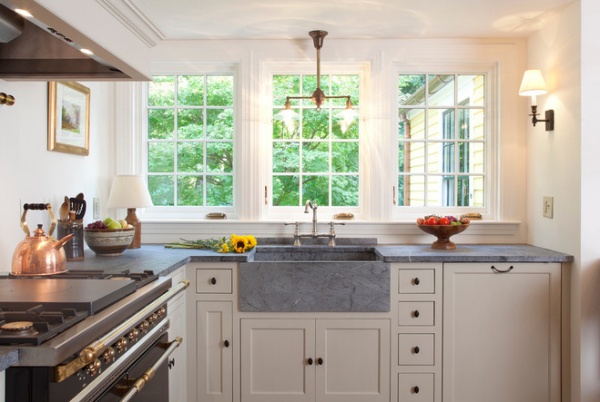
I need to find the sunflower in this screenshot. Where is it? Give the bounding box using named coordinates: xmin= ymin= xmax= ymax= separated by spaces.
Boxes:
xmin=246 ymin=235 xmax=257 ymax=249
xmin=231 ymin=234 xmax=248 ymax=253
xmin=166 ymin=234 xmax=257 ymax=253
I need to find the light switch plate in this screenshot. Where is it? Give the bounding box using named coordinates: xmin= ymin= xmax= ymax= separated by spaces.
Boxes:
xmin=93 ymin=197 xmax=100 ymax=219
xmin=543 ymin=196 xmax=553 ymax=218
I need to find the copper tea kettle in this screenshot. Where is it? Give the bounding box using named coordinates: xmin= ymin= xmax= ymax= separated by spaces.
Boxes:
xmin=12 ymin=203 xmax=74 ymax=276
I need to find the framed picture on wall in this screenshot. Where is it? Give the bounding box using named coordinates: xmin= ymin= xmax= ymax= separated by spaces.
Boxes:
xmin=48 ymin=81 xmax=90 ymax=156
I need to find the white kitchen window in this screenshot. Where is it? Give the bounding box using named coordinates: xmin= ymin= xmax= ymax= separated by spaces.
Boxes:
xmin=145 ymin=74 xmax=235 ymax=210
xmin=396 ymin=73 xmax=488 ymax=215
xmin=270 ymin=73 xmax=361 ymax=210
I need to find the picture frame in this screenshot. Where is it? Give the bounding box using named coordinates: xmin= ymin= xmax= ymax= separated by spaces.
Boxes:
xmin=48 ymin=81 xmax=90 ymax=156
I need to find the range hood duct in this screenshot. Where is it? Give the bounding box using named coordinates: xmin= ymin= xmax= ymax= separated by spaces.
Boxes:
xmin=0 ymin=3 xmax=131 ymax=80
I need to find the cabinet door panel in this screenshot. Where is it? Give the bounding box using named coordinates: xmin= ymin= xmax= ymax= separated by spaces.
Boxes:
xmin=316 ymin=319 xmax=390 ymax=402
xmin=241 ymin=319 xmax=315 ymax=402
xmin=196 ymin=301 xmax=233 ymax=402
xmin=443 ymin=263 xmax=561 ymax=402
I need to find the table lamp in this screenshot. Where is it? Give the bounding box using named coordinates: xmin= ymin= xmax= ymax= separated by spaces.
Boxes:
xmin=106 ymin=175 xmax=154 ymax=248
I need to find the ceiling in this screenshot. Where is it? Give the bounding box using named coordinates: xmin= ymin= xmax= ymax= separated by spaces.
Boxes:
xmin=126 ymin=0 xmax=576 ymax=41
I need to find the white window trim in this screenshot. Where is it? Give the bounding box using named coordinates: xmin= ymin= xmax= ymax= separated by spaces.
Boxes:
xmin=260 ymin=60 xmax=371 ymax=222
xmin=113 ymin=39 xmax=526 ymax=244
xmin=391 ymin=63 xmax=499 ymax=222
xmin=134 ymin=65 xmax=242 ymax=221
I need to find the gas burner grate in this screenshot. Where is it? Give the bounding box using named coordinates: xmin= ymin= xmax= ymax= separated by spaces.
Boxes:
xmin=0 ymin=306 xmax=88 ymax=345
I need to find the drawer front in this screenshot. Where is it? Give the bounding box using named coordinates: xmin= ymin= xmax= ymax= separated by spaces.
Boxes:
xmin=398 ymin=302 xmax=435 ymax=326
xmin=398 ymin=373 xmax=434 ymax=402
xmin=398 ymin=269 xmax=435 ymax=294
xmin=196 ymin=268 xmax=233 ymax=294
xmin=398 ymin=334 xmax=435 ymax=365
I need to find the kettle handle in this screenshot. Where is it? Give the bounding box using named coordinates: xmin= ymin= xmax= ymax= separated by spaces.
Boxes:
xmin=20 ymin=203 xmax=57 ymax=237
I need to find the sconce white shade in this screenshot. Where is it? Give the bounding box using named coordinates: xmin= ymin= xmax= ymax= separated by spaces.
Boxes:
xmin=518 ymin=69 xmax=548 ymax=97
xmin=106 ymin=175 xmax=154 ymax=209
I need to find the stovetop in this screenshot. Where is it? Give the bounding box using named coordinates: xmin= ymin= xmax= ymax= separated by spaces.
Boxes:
xmin=0 ymin=270 xmax=159 ymax=346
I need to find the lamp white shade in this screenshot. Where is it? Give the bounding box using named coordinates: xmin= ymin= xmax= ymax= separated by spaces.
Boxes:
xmin=518 ymin=69 xmax=548 ymax=97
xmin=106 ymin=175 xmax=154 ymax=209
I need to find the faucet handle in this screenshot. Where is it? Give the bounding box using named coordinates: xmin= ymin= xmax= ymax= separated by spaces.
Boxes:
xmin=285 ymin=222 xmax=302 ymax=246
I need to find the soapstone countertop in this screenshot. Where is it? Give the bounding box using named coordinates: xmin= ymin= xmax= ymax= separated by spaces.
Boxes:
xmin=63 ymin=242 xmax=573 ymax=279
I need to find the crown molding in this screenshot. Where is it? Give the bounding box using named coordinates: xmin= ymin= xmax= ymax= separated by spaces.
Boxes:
xmin=96 ymin=0 xmax=164 ymax=47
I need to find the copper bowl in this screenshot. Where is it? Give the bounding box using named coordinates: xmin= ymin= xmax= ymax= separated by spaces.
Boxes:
xmin=84 ymin=228 xmax=134 ymax=256
xmin=417 ymin=224 xmax=470 ymax=249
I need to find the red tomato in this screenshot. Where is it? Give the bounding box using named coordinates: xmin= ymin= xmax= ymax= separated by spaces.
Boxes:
xmin=416 ymin=217 xmax=424 ymax=225
xmin=426 ymin=216 xmax=439 ymax=225
xmin=438 ymin=217 xmax=450 ymax=225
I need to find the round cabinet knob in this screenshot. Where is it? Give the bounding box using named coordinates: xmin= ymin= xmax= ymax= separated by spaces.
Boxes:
xmin=224 ymin=340 xmax=230 ymax=348
xmin=210 ymin=277 xmax=217 ymax=285
xmin=413 ymin=310 xmax=420 ymax=318
xmin=413 ymin=346 xmax=420 ymax=354
xmin=157 ymin=307 xmax=166 ymax=317
xmin=414 ymin=277 xmax=420 ymax=285
xmin=317 ymin=357 xmax=324 ymax=365
xmin=307 ymin=358 xmax=313 ymax=366
xmin=412 ymin=386 xmax=420 ymax=394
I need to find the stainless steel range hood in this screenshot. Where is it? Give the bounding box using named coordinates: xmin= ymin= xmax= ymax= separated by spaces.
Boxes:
xmin=0 ymin=3 xmax=143 ymax=80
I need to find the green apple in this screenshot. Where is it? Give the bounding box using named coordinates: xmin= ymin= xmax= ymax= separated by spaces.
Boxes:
xmin=106 ymin=220 xmax=122 ymax=230
xmin=103 ymin=217 xmax=116 ymax=225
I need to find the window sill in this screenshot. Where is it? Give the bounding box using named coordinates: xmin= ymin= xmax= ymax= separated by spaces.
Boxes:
xmin=141 ymin=220 xmax=523 ymax=245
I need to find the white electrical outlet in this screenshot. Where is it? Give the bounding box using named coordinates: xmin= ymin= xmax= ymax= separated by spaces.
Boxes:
xmin=93 ymin=197 xmax=100 ymax=219
xmin=543 ymin=196 xmax=554 ymax=218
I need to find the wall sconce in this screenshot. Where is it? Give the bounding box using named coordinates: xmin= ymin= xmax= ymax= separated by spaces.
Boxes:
xmin=277 ymin=30 xmax=355 ymax=128
xmin=518 ymin=69 xmax=554 ymax=131
xmin=0 ymin=92 xmax=15 ymax=106
xmin=106 ymin=175 xmax=154 ymax=249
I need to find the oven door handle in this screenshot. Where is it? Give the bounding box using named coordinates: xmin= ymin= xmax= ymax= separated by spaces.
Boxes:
xmin=118 ymin=336 xmax=183 ymax=402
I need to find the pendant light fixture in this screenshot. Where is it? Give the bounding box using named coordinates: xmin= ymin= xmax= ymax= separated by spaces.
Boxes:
xmin=278 ymin=30 xmax=356 ymax=129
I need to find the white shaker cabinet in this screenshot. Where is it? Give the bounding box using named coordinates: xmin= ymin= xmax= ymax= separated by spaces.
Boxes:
xmin=240 ymin=318 xmax=390 ymax=402
xmin=392 ymin=263 xmax=442 ymax=402
xmin=187 ymin=263 xmax=236 ymax=402
xmin=443 ymin=262 xmax=562 ymax=402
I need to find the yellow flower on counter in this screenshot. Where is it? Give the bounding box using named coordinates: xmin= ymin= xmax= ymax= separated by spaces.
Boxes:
xmin=231 ymin=234 xmax=247 ymax=253
xmin=229 ymin=234 xmax=257 ymax=253
xmin=165 ymin=234 xmax=257 ymax=253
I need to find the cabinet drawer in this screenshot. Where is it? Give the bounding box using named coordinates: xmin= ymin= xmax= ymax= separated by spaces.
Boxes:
xmin=398 ymin=373 xmax=434 ymax=402
xmin=398 ymin=302 xmax=434 ymax=326
xmin=398 ymin=269 xmax=435 ymax=294
xmin=196 ymin=268 xmax=233 ymax=294
xmin=398 ymin=334 xmax=434 ymax=365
